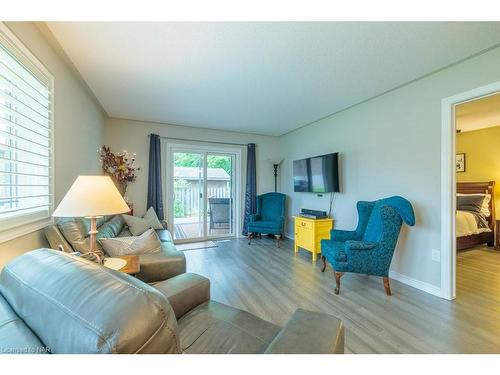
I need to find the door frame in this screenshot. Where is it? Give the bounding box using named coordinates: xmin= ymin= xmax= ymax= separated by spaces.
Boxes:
xmin=165 ymin=142 xmax=242 ymax=243
xmin=440 ymin=81 xmax=500 ymax=300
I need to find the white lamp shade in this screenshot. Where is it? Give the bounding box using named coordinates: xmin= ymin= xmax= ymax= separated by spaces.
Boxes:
xmin=52 ymin=176 xmax=130 ymax=217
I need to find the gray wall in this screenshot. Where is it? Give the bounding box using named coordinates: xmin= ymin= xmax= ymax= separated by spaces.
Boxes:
xmin=278 ymin=45 xmax=500 ymax=288
xmin=0 ymin=22 xmax=105 ymax=268
xmin=104 ymin=118 xmax=280 ymax=227
xmin=3 ymin=22 xmax=500 ymax=294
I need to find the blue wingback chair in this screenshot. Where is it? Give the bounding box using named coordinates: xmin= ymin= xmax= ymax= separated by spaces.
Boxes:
xmin=247 ymin=192 xmax=286 ymax=247
xmin=320 ymin=196 xmax=415 ymax=296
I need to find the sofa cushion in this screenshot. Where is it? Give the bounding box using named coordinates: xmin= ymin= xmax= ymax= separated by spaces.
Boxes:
xmin=264 ymin=309 xmax=344 ymax=354
xmin=135 ymin=241 xmax=186 ymax=283
xmin=44 ymin=225 xmax=73 ymax=253
xmin=0 ymin=294 xmax=47 ymax=354
xmin=177 ymin=301 xmax=281 ymax=354
xmin=99 ymin=228 xmax=162 ymax=257
xmin=56 ymin=217 xmax=95 ymax=254
xmin=0 ymin=249 xmax=181 ymax=354
xmin=153 ymin=273 xmax=210 ymax=319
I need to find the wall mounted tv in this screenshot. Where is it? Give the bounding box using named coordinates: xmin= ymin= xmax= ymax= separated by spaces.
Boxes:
xmin=293 ymin=152 xmax=340 ymax=193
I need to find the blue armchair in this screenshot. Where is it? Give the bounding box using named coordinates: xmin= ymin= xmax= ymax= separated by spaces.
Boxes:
xmin=247 ymin=192 xmax=286 ymax=247
xmin=321 ymin=196 xmax=415 ymax=295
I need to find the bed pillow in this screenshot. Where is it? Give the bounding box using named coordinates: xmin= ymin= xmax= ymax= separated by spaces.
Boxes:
xmin=457 ymin=194 xmax=486 ymax=214
xmin=122 ymin=207 xmax=163 ymax=236
xmin=98 ymin=228 xmax=162 ymax=257
xmin=457 ymin=193 xmax=491 ymax=217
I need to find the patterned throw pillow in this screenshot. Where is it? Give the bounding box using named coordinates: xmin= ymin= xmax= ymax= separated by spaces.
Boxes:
xmin=98 ymin=228 xmax=162 ymax=257
xmin=122 ymin=207 xmax=163 ymax=236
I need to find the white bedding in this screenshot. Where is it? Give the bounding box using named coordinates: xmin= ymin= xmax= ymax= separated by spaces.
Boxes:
xmin=456 ymin=210 xmax=491 ymax=238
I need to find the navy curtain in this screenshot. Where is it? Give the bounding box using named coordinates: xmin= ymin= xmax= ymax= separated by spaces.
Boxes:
xmin=147 ymin=134 xmax=164 ymax=220
xmin=242 ymin=143 xmax=257 ymax=235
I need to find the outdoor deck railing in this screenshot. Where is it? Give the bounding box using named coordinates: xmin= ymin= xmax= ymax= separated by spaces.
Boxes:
xmin=174 ymin=186 xmax=229 ymax=217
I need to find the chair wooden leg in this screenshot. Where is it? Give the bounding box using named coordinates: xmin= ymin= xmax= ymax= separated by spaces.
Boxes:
xmin=275 ymin=234 xmax=281 ymax=248
xmin=321 ymin=256 xmax=327 ymax=272
xmin=383 ymin=276 xmax=392 ymax=296
xmin=334 ymin=272 xmax=343 ymax=295
xmin=247 ymin=233 xmax=253 ymax=245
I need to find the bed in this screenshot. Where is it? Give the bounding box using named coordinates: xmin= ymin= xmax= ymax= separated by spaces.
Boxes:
xmin=456 ymin=181 xmax=495 ymax=250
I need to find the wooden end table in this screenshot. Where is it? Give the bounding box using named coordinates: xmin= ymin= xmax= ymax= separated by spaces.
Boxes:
xmin=104 ymin=255 xmax=140 ymax=275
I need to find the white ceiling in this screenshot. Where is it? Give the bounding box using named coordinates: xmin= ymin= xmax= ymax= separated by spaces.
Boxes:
xmin=46 ymin=22 xmax=500 ymax=136
xmin=456 ymin=92 xmax=500 ymax=132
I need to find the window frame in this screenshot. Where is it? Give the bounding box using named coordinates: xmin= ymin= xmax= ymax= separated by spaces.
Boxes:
xmin=0 ymin=22 xmax=55 ymax=244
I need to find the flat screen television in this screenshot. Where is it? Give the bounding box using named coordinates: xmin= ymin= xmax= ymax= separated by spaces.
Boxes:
xmin=293 ymin=153 xmax=339 ymax=193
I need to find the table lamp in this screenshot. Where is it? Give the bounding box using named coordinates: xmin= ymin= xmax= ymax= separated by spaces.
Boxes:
xmin=52 ymin=175 xmax=130 ymax=263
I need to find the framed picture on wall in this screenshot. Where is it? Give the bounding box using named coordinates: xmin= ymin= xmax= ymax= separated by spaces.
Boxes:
xmin=456 ymin=153 xmax=466 ymax=173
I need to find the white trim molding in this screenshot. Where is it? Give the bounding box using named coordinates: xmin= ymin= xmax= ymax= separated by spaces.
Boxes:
xmin=389 ymin=270 xmax=442 ymax=298
xmin=164 ymin=141 xmax=242 ymax=243
xmin=0 ymin=218 xmax=53 ymax=244
xmin=288 ymin=229 xmax=445 ymax=297
xmin=0 ymin=22 xmax=55 ymax=244
xmin=440 ymin=81 xmax=500 ymax=301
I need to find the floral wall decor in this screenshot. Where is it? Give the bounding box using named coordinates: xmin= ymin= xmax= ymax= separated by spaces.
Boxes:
xmin=99 ymin=146 xmax=139 ymax=196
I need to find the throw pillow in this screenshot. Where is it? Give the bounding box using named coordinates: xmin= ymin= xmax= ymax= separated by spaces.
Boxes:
xmin=98 ymin=228 xmax=162 ymax=257
xmin=457 ymin=194 xmax=485 ymax=214
xmin=457 ymin=193 xmax=491 ymax=217
xmin=122 ymin=207 xmax=163 ymax=236
xmin=144 ymin=207 xmax=164 ymax=229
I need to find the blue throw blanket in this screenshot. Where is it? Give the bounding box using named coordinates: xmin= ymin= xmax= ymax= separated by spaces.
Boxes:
xmin=378 ymin=196 xmax=416 ymax=226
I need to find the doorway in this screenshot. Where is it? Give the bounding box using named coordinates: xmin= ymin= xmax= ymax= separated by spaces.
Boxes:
xmin=441 ymin=81 xmax=500 ymax=300
xmin=166 ymin=143 xmax=241 ymax=243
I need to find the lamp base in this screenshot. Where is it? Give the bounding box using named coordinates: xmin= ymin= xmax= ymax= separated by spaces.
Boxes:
xmin=86 ymin=216 xmax=105 ymax=265
xmin=81 ymin=251 xmax=104 ymax=265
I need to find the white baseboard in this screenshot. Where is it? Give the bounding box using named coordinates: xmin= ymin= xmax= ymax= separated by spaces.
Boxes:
xmin=389 ymin=270 xmax=443 ymax=298
xmin=285 ymin=232 xmax=442 ymax=298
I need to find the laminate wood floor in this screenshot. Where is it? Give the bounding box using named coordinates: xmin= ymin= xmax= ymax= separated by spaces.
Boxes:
xmin=184 ymin=238 xmax=500 ymax=353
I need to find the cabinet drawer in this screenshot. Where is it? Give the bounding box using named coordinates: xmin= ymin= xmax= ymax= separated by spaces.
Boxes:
xmin=295 ymin=219 xmax=313 ymax=230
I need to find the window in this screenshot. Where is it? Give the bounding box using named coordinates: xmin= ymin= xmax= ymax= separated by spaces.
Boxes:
xmin=0 ymin=24 xmax=53 ymax=242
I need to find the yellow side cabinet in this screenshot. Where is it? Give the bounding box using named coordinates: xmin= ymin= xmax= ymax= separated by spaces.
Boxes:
xmin=294 ymin=216 xmax=334 ymax=261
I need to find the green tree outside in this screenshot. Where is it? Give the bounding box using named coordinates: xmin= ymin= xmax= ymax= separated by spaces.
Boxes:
xmin=174 ymin=153 xmax=231 ymax=175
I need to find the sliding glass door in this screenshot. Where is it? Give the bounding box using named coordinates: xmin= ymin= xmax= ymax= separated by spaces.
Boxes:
xmin=206 ymin=152 xmax=234 ymax=238
xmin=168 ymin=145 xmax=239 ymax=243
xmin=172 ymin=151 xmax=204 ymax=241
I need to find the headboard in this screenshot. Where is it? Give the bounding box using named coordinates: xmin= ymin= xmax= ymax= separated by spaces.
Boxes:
xmin=457 ymin=181 xmax=496 ymax=230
